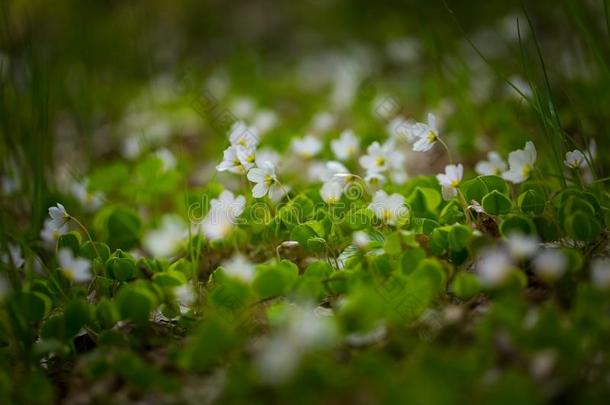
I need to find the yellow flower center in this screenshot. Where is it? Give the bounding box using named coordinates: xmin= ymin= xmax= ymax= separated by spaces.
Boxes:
xmin=376 ymin=157 xmax=386 ymax=167
xmin=450 ymin=179 xmax=460 ymax=187
xmin=427 ymin=131 xmax=437 ymax=143
xmin=522 ymin=164 xmax=532 ymax=178
xmin=264 ymin=175 xmax=275 ymax=187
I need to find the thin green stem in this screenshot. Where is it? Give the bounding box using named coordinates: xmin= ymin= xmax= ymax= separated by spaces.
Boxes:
xmin=437 ymin=137 xmax=454 ymax=165
xmin=69 ymin=216 xmax=101 ymax=260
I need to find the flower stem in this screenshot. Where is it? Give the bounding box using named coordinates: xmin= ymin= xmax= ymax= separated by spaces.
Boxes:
xmin=69 ymin=216 xmax=102 ymax=260
xmin=437 ymin=138 xmax=454 ymax=165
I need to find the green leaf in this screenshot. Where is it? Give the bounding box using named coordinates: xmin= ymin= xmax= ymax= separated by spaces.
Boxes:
xmin=479 ymin=175 xmax=510 ymax=195
xmin=253 ymin=260 xmax=299 ymax=299
xmin=107 ymin=257 xmax=137 ymax=281
xmin=117 ymin=287 xmax=156 ymax=324
xmin=564 ymin=212 xmax=601 ymax=242
xmin=102 ymin=207 xmax=142 ymax=250
xmin=399 ymin=247 xmax=426 ymax=275
xmin=15 ymin=291 xmax=51 ymax=323
xmin=448 ymin=224 xmax=473 ymax=251
xmin=500 ymin=215 xmax=536 ymax=236
xmin=290 ymin=223 xmax=320 ymax=247
xmin=153 ymin=271 xmax=187 ymax=287
xmin=63 ymin=299 xmax=91 ymax=337
xmin=518 ymin=190 xmax=545 ymax=215
xmin=462 ymin=177 xmax=488 ymax=203
xmin=95 ymin=299 xmax=119 ymax=329
xmin=80 ymin=241 xmax=111 ymax=262
xmin=407 ymin=187 xmax=442 ymax=214
xmin=57 ymin=232 xmax=81 ymax=254
xmin=451 ymin=272 xmax=481 ymax=299
xmin=482 ymin=190 xmax=512 ymax=215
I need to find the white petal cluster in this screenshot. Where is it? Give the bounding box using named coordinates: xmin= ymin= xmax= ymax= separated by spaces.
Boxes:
xmin=502 ymin=141 xmax=537 ymax=184
xmin=247 ymin=161 xmax=286 ymax=201
xmin=436 ymin=164 xmax=464 ymax=201
xmin=292 ymin=135 xmax=322 ymax=159
xmin=143 ymin=215 xmax=187 ymax=258
xmin=564 ymin=150 xmax=586 ymax=170
xmin=201 ymin=190 xmax=246 ymax=241
xmin=475 ymin=151 xmax=507 ymax=176
xmin=58 ymin=248 xmax=92 ymax=283
xmin=221 ymin=253 xmax=255 ymax=283
xmin=331 ymin=130 xmax=360 ymax=161
xmin=368 ymin=190 xmax=408 ymax=226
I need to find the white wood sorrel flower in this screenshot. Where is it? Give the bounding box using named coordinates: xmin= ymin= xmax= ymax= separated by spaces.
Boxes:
xmin=229 ymin=121 xmax=259 ymax=149
xmin=320 ymin=181 xmax=343 ymax=204
xmin=201 ymin=190 xmax=246 ymax=241
xmin=564 ymin=150 xmax=586 ymax=169
xmin=217 ymin=145 xmax=256 ymax=174
xmin=502 ymin=141 xmax=537 ymax=184
xmin=359 ymin=141 xmax=404 ymax=175
xmin=58 ymin=248 xmax=92 ymax=283
xmin=368 ymin=190 xmax=408 ymax=225
xmin=331 ymin=129 xmax=360 ymax=161
xmin=247 ymin=161 xmax=285 ymax=201
xmin=48 ymin=203 xmax=70 ymax=230
xmin=436 ymin=164 xmax=464 ymax=201
xmin=292 ymin=134 xmax=322 ymax=159
xmin=475 ymin=151 xmax=507 ymax=176
xmin=410 ymin=113 xmax=439 ymax=152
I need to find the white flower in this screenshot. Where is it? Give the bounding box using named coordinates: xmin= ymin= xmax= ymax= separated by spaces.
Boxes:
xmin=216 ymin=145 xmax=255 ymax=174
xmin=359 ymin=141 xmax=404 ymax=175
xmin=41 ymin=218 xmax=68 ymax=247
xmin=230 ymin=97 xmax=256 ymax=119
xmin=310 ymin=161 xmax=350 ymax=183
xmin=292 ymin=135 xmax=322 ymax=159
xmin=564 ymin=150 xmax=586 ymax=170
xmin=368 ymin=190 xmax=408 ymax=225
xmin=364 ymin=172 xmax=386 ymax=188
xmin=436 ymin=164 xmax=464 ymax=201
xmin=216 ymin=146 xmax=243 ymax=174
xmin=71 ymin=180 xmax=104 ymax=211
xmin=2 ymin=244 xmax=24 ymax=268
xmin=390 ymin=169 xmax=408 ymax=185
xmin=411 ymin=113 xmax=439 ymax=152
xmin=533 ymin=249 xmax=567 ymax=282
xmin=48 ymin=203 xmax=70 ymax=230
xmin=387 ymin=116 xmax=415 ymax=143
xmin=359 ymin=142 xmax=387 ymax=173
xmin=58 ymin=248 xmax=91 ymax=282
xmin=255 ymin=148 xmax=281 ymax=167
xmin=201 ymin=191 xmax=246 ymax=241
xmin=155 ymin=148 xmax=177 ymax=171
xmin=502 ymin=141 xmax=537 ymax=184
xmin=252 ymin=109 xmax=278 ymax=135
xmin=311 ymin=111 xmax=335 ymax=133
xmin=256 ymin=305 xmax=337 ymax=384
xmin=143 ymin=216 xmax=187 ymax=258
xmin=235 ymin=145 xmax=257 ymax=171
xmin=229 ymin=121 xmax=259 ymax=149
xmin=247 ymin=162 xmax=285 ymax=201
xmin=331 ymin=130 xmax=360 ymax=161
xmin=174 ymin=284 xmax=196 ymax=311
xmin=320 ymin=181 xmax=343 ymax=204
xmin=353 ymin=231 xmax=371 ymax=249
xmin=475 ymin=151 xmax=507 ymax=176
xmin=591 ymin=259 xmax=610 ymax=289
xmin=505 ymin=232 xmax=539 ymax=260
xmin=476 ymin=248 xmax=513 ymax=287
xmin=221 ymin=253 xmax=255 ymax=283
